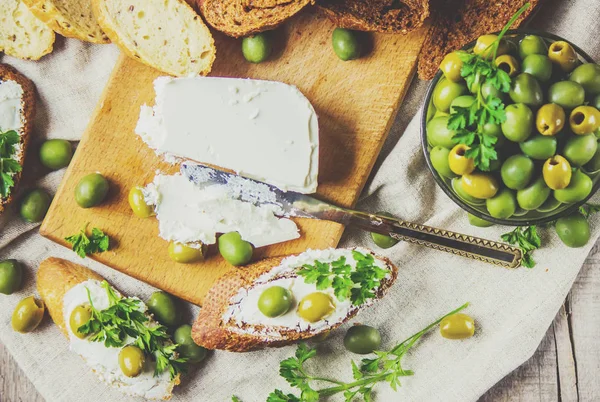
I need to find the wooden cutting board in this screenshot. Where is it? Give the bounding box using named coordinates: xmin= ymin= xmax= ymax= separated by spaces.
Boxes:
xmin=40 ymin=12 xmax=430 ymax=306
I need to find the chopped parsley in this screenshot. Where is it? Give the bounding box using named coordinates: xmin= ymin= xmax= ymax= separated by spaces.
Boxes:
xmin=501 ymin=225 xmax=541 ymax=268
xmin=65 ymin=224 xmax=110 ymax=258
xmin=0 ymin=129 xmax=22 ymax=198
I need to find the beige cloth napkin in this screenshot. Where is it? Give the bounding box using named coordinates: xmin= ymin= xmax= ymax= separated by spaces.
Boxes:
xmin=1 ymin=0 xmax=600 ymax=400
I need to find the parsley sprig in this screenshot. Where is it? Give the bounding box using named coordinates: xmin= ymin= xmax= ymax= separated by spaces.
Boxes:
xmin=297 ymin=251 xmax=389 ymax=306
xmin=65 ymin=224 xmax=110 ymax=258
xmin=78 ymin=281 xmax=186 ymax=379
xmin=265 ymin=303 xmax=470 ymax=402
xmin=579 ymin=203 xmax=600 ymax=219
xmin=0 ymin=130 xmax=22 ymax=198
xmin=501 ymin=226 xmax=541 ymax=268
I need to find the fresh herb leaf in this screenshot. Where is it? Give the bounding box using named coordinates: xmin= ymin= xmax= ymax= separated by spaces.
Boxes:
xmin=65 ymin=224 xmax=110 ymax=258
xmin=0 ymin=130 xmax=22 ymax=198
xmin=501 ymin=226 xmax=541 ymax=268
xmin=579 ymin=203 xmax=600 ymax=219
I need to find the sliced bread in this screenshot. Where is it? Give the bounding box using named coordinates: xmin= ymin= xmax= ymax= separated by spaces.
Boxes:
xmin=0 ymin=64 xmax=35 ymax=215
xmin=197 ymin=0 xmax=314 ymax=38
xmin=318 ymin=0 xmax=430 ymax=34
xmin=0 ymin=0 xmax=55 ymax=60
xmin=192 ymin=248 xmax=398 ymax=352
xmin=22 ymin=0 xmax=110 ymax=44
xmin=417 ymin=0 xmax=542 ymax=80
xmin=93 ymin=0 xmax=216 ymax=77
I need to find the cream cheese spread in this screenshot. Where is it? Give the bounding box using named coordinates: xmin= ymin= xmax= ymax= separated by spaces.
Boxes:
xmin=63 ymin=280 xmax=172 ymax=400
xmin=135 ymin=76 xmax=319 ymax=193
xmin=0 ymin=80 xmax=24 ymax=159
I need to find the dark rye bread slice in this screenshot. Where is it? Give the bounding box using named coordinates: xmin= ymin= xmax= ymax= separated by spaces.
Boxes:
xmin=318 ymin=0 xmax=430 ymax=34
xmin=0 ymin=64 xmax=35 ymax=215
xmin=197 ymin=0 xmax=314 ymax=38
xmin=192 ymin=248 xmax=398 ymax=352
xmin=417 ymin=0 xmax=542 ymax=80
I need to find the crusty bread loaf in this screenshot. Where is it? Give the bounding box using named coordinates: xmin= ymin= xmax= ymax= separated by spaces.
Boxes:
xmin=197 ymin=0 xmax=314 ymax=38
xmin=192 ymin=248 xmax=398 ymax=352
xmin=22 ymin=0 xmax=109 ymax=44
xmin=417 ymin=0 xmax=541 ymax=80
xmin=93 ymin=0 xmax=216 ymax=77
xmin=318 ymin=0 xmax=430 ymax=34
xmin=0 ymin=0 xmax=55 ymax=60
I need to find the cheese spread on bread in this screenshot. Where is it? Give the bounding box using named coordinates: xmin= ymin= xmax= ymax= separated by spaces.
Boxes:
xmin=136 ymin=76 xmax=319 ymax=194
xmin=0 ymin=80 xmax=24 ymax=140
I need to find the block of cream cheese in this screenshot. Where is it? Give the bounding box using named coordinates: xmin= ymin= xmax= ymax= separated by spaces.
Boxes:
xmin=136 ymin=77 xmax=319 ymax=194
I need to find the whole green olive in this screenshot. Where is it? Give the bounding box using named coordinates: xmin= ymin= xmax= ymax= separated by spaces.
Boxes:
xmin=448 ymin=144 xmax=475 ymax=175
xmin=461 ymin=173 xmax=499 ymax=199
xmin=501 ymin=154 xmax=534 ymax=190
xmin=147 ymin=291 xmax=181 ymax=327
xmin=369 ymin=212 xmax=399 ymax=249
xmin=521 ymin=54 xmax=553 ymax=83
xmin=218 ymin=232 xmax=253 ymax=266
xmin=517 ymin=177 xmax=551 ymax=210
xmin=331 ymin=28 xmax=362 ymax=61
xmin=519 ymin=135 xmax=557 ymax=160
xmin=430 ymin=146 xmax=456 ymax=179
xmin=548 ymin=41 xmax=579 ymax=73
xmin=19 ymin=189 xmax=51 ymax=223
xmin=509 ymin=73 xmax=543 ymax=107
xmin=467 ymin=213 xmax=494 ymax=227
xmin=427 ymin=100 xmax=437 ymax=122
xmin=128 ymin=187 xmax=154 ymax=218
xmin=258 ymin=286 xmax=293 ymax=318
xmin=69 ymin=304 xmax=92 ymax=339
xmin=0 ymin=259 xmax=22 ymax=295
xmin=555 ymin=213 xmax=590 ymax=248
xmin=473 ymin=35 xmax=509 ymax=59
xmin=502 ymin=103 xmax=534 ymax=142
xmin=75 ymin=173 xmax=109 ymax=208
xmin=543 ymin=155 xmax=572 ymax=190
xmin=569 ymin=63 xmax=600 ymax=95
xmin=39 ymin=139 xmax=73 ymax=170
xmin=585 ymin=147 xmax=600 ymax=172
xmin=344 ymin=325 xmax=382 ymax=355
xmin=439 ymin=313 xmax=475 ymax=340
xmin=564 ymin=134 xmax=598 ymax=166
xmin=242 ymin=33 xmax=272 ymax=63
xmin=439 ymin=51 xmax=463 ymax=82
xmin=427 ymin=116 xmax=456 ymax=149
xmin=451 ymin=178 xmax=486 ymax=206
xmin=569 ymin=106 xmax=600 ymax=135
xmin=297 ymin=292 xmax=335 ymax=323
xmin=495 ymin=54 xmax=520 ymax=77
xmin=432 ymin=78 xmax=468 ymax=113
xmin=519 ymin=35 xmax=548 ymax=59
xmin=554 ymin=170 xmax=592 ymax=204
xmin=548 ymin=81 xmax=585 ymax=109
xmin=119 ymin=345 xmax=145 ymax=378
xmin=11 ymin=296 xmax=44 ymax=333
xmin=480 ymin=80 xmax=504 ymax=101
xmin=174 ymin=324 xmax=207 ymax=364
xmin=168 ymin=242 xmax=205 ymax=264
xmin=482 ymin=122 xmax=505 ymax=147
xmin=536 ymin=103 xmax=566 ymax=136
xmin=486 ymin=188 xmax=517 ymax=219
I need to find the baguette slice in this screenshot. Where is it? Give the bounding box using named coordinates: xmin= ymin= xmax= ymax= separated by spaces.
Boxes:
xmin=21 ymin=0 xmax=110 ymax=44
xmin=197 ymin=0 xmax=314 ymax=38
xmin=37 ymin=258 xmax=180 ymax=400
xmin=0 ymin=0 xmax=55 ymax=60
xmin=192 ymin=248 xmax=398 ymax=352
xmin=0 ymin=64 xmax=35 ymax=214
xmin=93 ymin=0 xmax=216 ymax=77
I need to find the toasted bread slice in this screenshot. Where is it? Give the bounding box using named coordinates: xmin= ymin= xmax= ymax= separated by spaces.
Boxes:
xmin=37 ymin=258 xmax=180 ymax=400
xmin=22 ymin=0 xmax=109 ymax=44
xmin=0 ymin=0 xmax=55 ymax=60
xmin=192 ymin=248 xmax=398 ymax=352
xmin=0 ymin=65 xmax=35 ymax=215
xmin=417 ymin=0 xmax=541 ymax=80
xmin=318 ymin=0 xmax=430 ymax=34
xmin=93 ymin=0 xmax=216 ymax=77
xmin=197 ymin=0 xmax=313 ymax=38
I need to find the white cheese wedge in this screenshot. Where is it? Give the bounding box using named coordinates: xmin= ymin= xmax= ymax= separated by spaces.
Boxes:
xmin=135 ymin=76 xmax=319 ymax=194
xmin=143 ymin=174 xmax=300 ymax=248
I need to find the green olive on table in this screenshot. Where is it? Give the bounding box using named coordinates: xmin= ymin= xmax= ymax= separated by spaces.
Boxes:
xmin=519 ymin=134 xmax=557 ymax=160
xmin=297 ymin=292 xmax=335 ymax=323
xmin=69 ymin=304 xmax=92 ymax=339
xmin=522 ymin=54 xmax=553 ymax=83
xmin=480 ymin=80 xmax=505 ymax=101
xmin=569 ymin=63 xmax=600 ymax=95
xmin=119 ymin=345 xmax=145 ymax=378
xmin=128 ymin=187 xmax=154 ymax=218
xmin=39 ymin=139 xmax=73 ymax=170
xmin=218 ymin=232 xmax=253 ymax=266
xmin=0 ymin=259 xmax=22 ymax=295
xmin=548 ymin=41 xmax=579 ymax=73
xmin=439 ymin=313 xmax=475 ymax=340
xmin=569 ymin=106 xmax=600 ymax=135
xmin=473 ymin=35 xmax=509 ymax=59
xmin=344 ymin=325 xmax=381 ymax=355
xmin=543 ymin=155 xmax=572 ymax=190
xmin=486 ymin=188 xmax=517 ymax=219
xmin=495 ymin=54 xmax=520 ymax=77
xmin=555 ymin=213 xmax=590 ymax=248
xmin=370 ymin=211 xmax=399 ymax=249
xmin=20 ymin=189 xmax=51 ymax=223
xmin=440 ymin=52 xmax=464 ymax=82
xmin=168 ymin=242 xmax=205 ymax=264
xmin=432 ymin=78 xmax=468 ymax=113
xmin=516 ymin=177 xmax=551 ymax=210
xmin=258 ymin=286 xmax=293 ymax=318
xmin=509 ymin=73 xmax=543 ymax=107
xmin=500 ymin=154 xmax=534 ymax=190
xmin=242 ymin=33 xmax=272 ymax=63
xmin=467 ymin=213 xmax=494 ymax=227
xmin=331 ymin=28 xmax=362 ymax=61
xmin=147 ymin=291 xmax=181 ymax=327
xmin=519 ymin=35 xmax=548 ymax=59
xmin=564 ymin=134 xmax=598 ymax=166
xmin=461 ymin=173 xmax=499 ymax=199
xmin=427 ymin=116 xmax=456 ymax=149
xmin=75 ymin=173 xmax=109 ymax=208
xmin=502 ymin=103 xmax=533 ymax=142
xmin=536 ymin=103 xmax=565 ymax=136
xmin=430 ymin=146 xmax=456 ymax=179
xmin=12 ymin=296 xmax=44 ymax=333
xmin=554 ymin=170 xmax=593 ymax=204
xmin=548 ymin=81 xmax=585 ymax=109
xmin=174 ymin=324 xmax=207 ymax=363
xmin=448 ymin=144 xmax=475 ymax=175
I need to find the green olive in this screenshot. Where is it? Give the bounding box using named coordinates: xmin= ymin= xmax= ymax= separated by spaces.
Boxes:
xmin=467 ymin=213 xmax=494 ymax=227
xmin=11 ymin=296 xmax=44 ymax=333
xmin=427 ymin=116 xmax=456 ymax=149
xmin=519 ymin=135 xmax=557 ymax=160
xmin=19 ymin=189 xmax=51 ymax=223
xmin=218 ymin=232 xmax=253 ymax=266
xmin=543 ymin=155 xmax=572 ymax=190
xmin=426 ymin=99 xmax=437 ymax=123
xmin=486 ymin=188 xmax=517 ymax=219
xmin=569 ymin=106 xmax=600 ymax=135
xmin=448 ymin=144 xmax=475 ymax=175
xmin=369 ymin=212 xmax=398 ymax=249
xmin=119 ymin=345 xmax=145 ymax=378
xmin=174 ymin=324 xmax=207 ymax=364
xmin=69 ymin=304 xmax=92 ymax=339
xmin=258 ymin=286 xmax=293 ymax=318
xmin=480 ymin=80 xmax=505 ymax=101
xmin=519 ymin=35 xmax=548 ymax=59
xmin=128 ymin=187 xmax=154 ymax=218
xmin=432 ymin=78 xmax=468 ymax=113
xmin=332 ymin=28 xmax=362 ymax=61
xmin=39 ymin=139 xmax=73 ymax=170
xmin=430 ymin=146 xmax=456 ymax=179
xmin=569 ymin=63 xmax=600 ymax=95
xmin=439 ymin=313 xmax=475 ymax=340
xmin=461 ymin=173 xmax=499 ymax=199
xmin=495 ymin=54 xmax=519 ymax=77
xmin=585 ymin=146 xmax=600 ymax=173
xmin=548 ymin=81 xmax=585 ymax=109
xmin=554 ymin=170 xmax=593 ymax=204
xmin=297 ymin=292 xmax=335 ymax=323
xmin=555 ymin=213 xmax=590 ymax=248
xmin=564 ymin=134 xmax=598 ymax=166
xmin=473 ymin=35 xmax=509 ymax=59
xmin=168 ymin=242 xmax=205 ymax=264
xmin=482 ymin=122 xmax=505 ymax=147
xmin=242 ymin=33 xmax=272 ymax=63
xmin=449 ymin=95 xmax=476 ymax=114
xmin=548 ymin=41 xmax=579 ymax=73
xmin=0 ymin=259 xmax=22 ymax=295
xmin=439 ymin=51 xmax=464 ymax=82
xmin=517 ymin=177 xmax=551 ymax=210
xmin=509 ymin=73 xmax=543 ymax=107
xmin=536 ymin=103 xmax=566 ymax=136
xmin=451 ymin=177 xmax=485 ymax=206
xmin=75 ymin=173 xmax=109 ymax=208
xmin=147 ymin=291 xmax=181 ymax=327
xmin=537 ymin=197 xmax=562 ymax=213
xmin=522 ymin=54 xmax=553 ymax=83
xmin=501 ymin=155 xmax=534 ymax=190
xmin=502 ymin=103 xmax=534 ymax=142
xmin=344 ymin=325 xmax=381 ymax=355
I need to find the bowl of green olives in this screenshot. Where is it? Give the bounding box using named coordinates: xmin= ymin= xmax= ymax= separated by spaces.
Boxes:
xmin=422 ymin=30 xmax=600 ymax=226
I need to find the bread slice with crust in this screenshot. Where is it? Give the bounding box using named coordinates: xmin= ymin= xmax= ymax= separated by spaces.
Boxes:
xmin=21 ymin=0 xmax=110 ymax=44
xmin=192 ymin=248 xmax=398 ymax=352
xmin=93 ymin=0 xmax=216 ymax=77
xmin=0 ymin=64 xmax=35 ymax=215
xmin=0 ymin=0 xmax=55 ymax=60
xmin=196 ymin=0 xmax=314 ymax=38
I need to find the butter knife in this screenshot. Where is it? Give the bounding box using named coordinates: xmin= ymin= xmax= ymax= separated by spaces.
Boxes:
xmin=181 ymin=163 xmax=523 ymax=268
